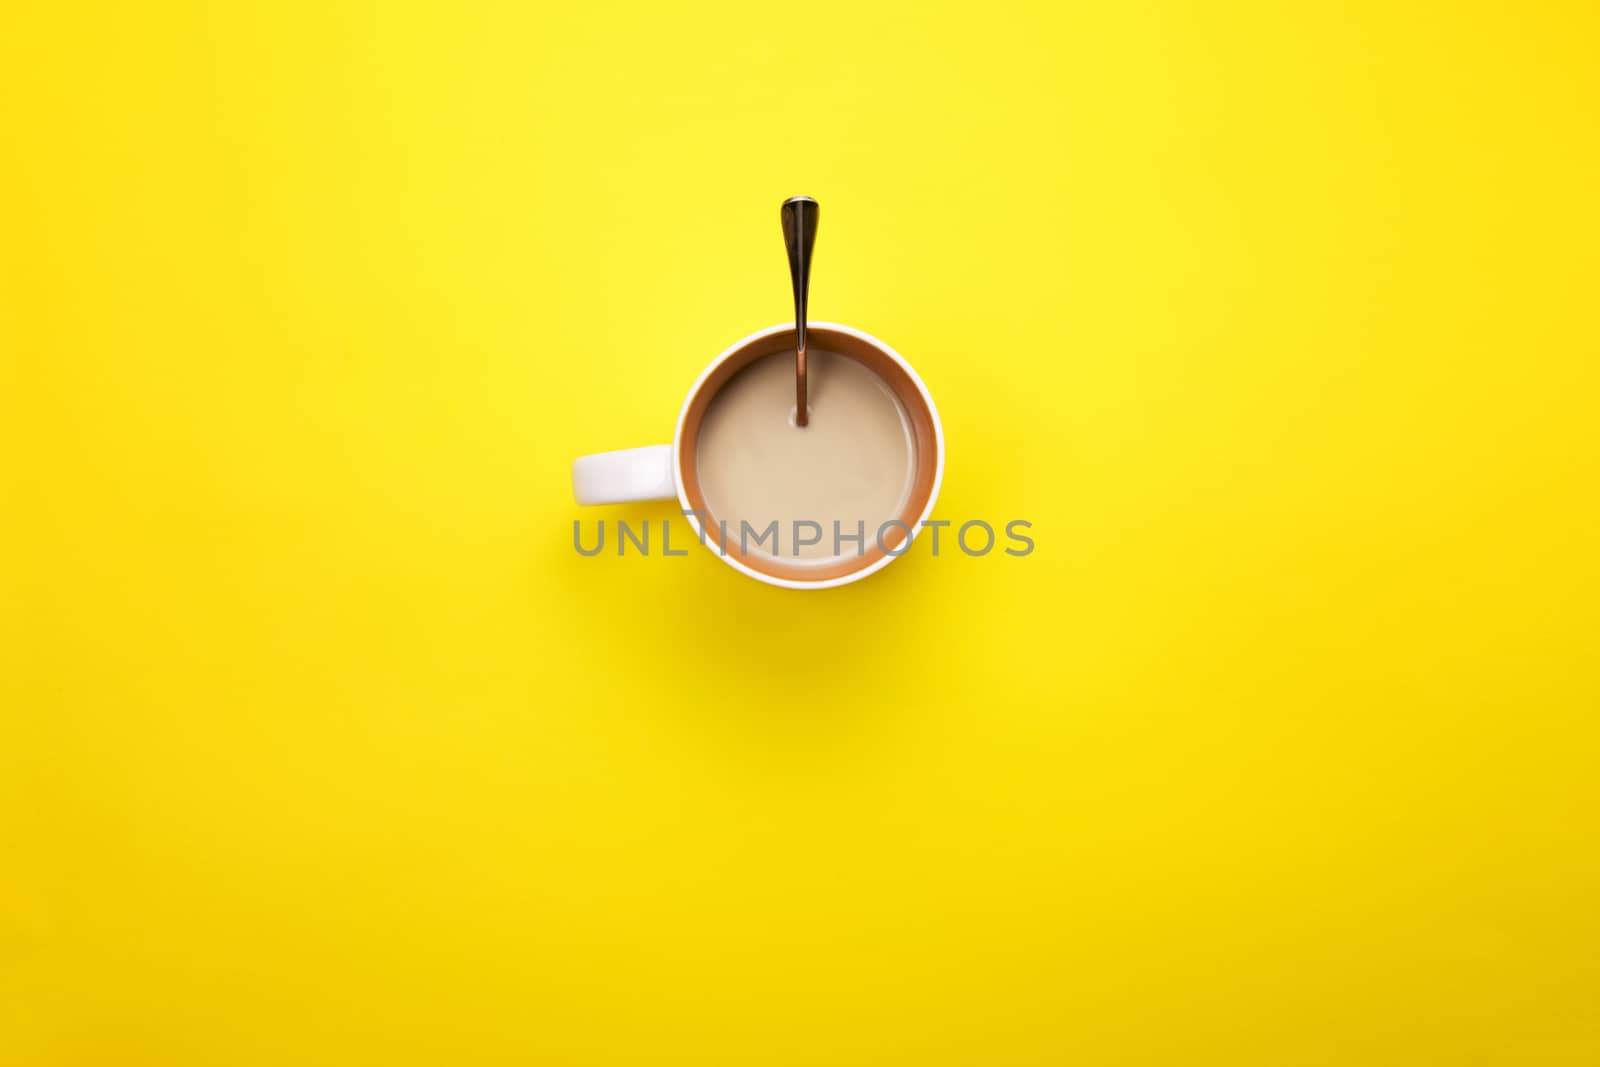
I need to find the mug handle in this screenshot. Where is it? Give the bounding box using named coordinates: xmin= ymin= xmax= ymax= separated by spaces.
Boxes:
xmin=572 ymin=445 xmax=675 ymax=505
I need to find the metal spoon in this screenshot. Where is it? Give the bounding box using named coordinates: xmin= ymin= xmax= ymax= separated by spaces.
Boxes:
xmin=780 ymin=196 xmax=819 ymax=427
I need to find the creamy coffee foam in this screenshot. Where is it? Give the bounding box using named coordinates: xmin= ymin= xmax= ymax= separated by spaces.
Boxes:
xmin=695 ymin=349 xmax=915 ymax=564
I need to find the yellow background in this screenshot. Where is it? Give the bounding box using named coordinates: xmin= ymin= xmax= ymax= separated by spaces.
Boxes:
xmin=3 ymin=2 xmax=1598 ymax=1063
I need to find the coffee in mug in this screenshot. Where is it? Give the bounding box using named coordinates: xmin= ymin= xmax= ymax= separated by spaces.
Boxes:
xmin=572 ymin=323 xmax=943 ymax=589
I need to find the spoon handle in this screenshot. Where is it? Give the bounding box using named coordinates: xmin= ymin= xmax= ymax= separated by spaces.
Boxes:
xmin=780 ymin=196 xmax=819 ymax=426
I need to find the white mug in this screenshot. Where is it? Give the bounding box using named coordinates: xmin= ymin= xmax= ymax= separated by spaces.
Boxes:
xmin=571 ymin=322 xmax=944 ymax=590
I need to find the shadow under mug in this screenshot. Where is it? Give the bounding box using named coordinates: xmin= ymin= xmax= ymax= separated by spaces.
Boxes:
xmin=572 ymin=322 xmax=945 ymax=590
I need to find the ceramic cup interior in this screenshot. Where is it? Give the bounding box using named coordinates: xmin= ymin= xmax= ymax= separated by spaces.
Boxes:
xmin=676 ymin=325 xmax=941 ymax=585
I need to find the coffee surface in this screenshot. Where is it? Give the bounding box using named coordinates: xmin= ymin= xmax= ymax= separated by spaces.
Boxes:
xmin=695 ymin=349 xmax=914 ymax=563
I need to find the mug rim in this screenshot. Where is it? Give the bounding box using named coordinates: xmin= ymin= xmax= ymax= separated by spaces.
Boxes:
xmin=671 ymin=322 xmax=945 ymax=590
